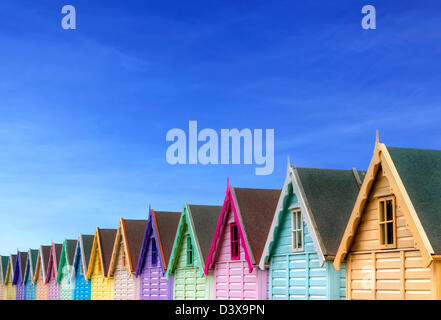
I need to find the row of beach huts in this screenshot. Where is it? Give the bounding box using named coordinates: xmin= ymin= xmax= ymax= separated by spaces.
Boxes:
xmin=2 ymin=137 xmax=441 ymax=300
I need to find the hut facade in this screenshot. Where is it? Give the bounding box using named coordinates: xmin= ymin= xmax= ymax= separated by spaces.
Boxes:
xmin=86 ymin=228 xmax=117 ymax=300
xmin=108 ymin=218 xmax=147 ymax=300
xmin=204 ymin=182 xmax=280 ymax=300
xmin=136 ymin=208 xmax=180 ymax=300
xmin=71 ymin=234 xmax=94 ymax=300
xmin=166 ymin=203 xmax=221 ymax=300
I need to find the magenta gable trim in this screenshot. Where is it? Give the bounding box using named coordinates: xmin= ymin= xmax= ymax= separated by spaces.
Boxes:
xmin=204 ymin=182 xmax=254 ymax=275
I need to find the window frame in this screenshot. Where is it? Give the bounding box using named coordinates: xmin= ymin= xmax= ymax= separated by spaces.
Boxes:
xmin=378 ymin=196 xmax=397 ymax=249
xmin=186 ymin=235 xmax=193 ymax=266
xmin=151 ymin=238 xmax=157 ymax=266
xmin=291 ymin=209 xmax=304 ymax=252
xmin=230 ymin=223 xmax=240 ymax=260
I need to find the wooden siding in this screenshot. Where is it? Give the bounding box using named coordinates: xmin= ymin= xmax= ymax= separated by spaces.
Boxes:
xmin=269 ymin=193 xmax=345 ymax=300
xmin=351 ymin=169 xmax=415 ymax=252
xmin=348 ymin=250 xmax=433 ymax=299
xmin=59 ymin=262 xmax=73 ymax=300
xmin=214 ymin=208 xmax=268 ymax=300
xmin=5 ymin=282 xmax=15 ymax=300
xmin=0 ymin=285 xmax=4 ymax=300
xmin=35 ymin=277 xmax=48 ymax=300
xmin=73 ymin=260 xmax=91 ymax=300
xmin=24 ymin=282 xmax=36 ymax=300
xmin=90 ymin=252 xmax=113 ymax=300
xmin=113 ymin=240 xmax=139 ymax=300
xmin=16 ymin=283 xmax=25 ymax=300
xmin=139 ymin=235 xmax=173 ymax=300
xmin=173 ymin=224 xmax=212 ymax=300
xmin=347 ymin=167 xmax=434 ymax=300
xmin=48 ymin=278 xmax=60 ymax=300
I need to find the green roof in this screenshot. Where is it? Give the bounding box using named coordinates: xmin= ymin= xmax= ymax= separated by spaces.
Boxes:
xmin=296 ymin=167 xmax=365 ymax=256
xmin=388 ymin=146 xmax=441 ymax=254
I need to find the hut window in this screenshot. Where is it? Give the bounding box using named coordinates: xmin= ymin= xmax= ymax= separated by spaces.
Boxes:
xmin=97 ymin=257 xmax=102 ymax=273
xmin=186 ymin=235 xmax=193 ymax=266
xmin=151 ymin=239 xmax=157 ymax=265
xmin=378 ymin=196 xmax=396 ymax=248
xmin=292 ymin=210 xmax=303 ymax=251
xmin=121 ymin=244 xmax=127 ymax=269
xmin=230 ymin=223 xmax=240 ymax=260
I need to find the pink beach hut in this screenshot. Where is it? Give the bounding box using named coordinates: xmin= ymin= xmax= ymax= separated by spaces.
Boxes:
xmin=204 ymin=181 xmax=280 ymax=300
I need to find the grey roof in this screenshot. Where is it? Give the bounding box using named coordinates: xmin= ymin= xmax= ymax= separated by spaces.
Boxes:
xmin=387 ymin=146 xmax=441 ymax=254
xmin=18 ymin=251 xmax=28 ymax=280
xmin=65 ymin=240 xmax=77 ymax=266
xmin=97 ymin=229 xmax=117 ymax=274
xmin=40 ymin=245 xmax=51 ymax=275
xmin=232 ymin=187 xmax=281 ymax=264
xmin=187 ymin=204 xmax=222 ymax=266
xmin=10 ymin=255 xmax=17 ymax=279
xmin=53 ymin=243 xmax=63 ymax=268
xmin=1 ymin=256 xmax=9 ymax=283
xmin=80 ymin=235 xmax=94 ymax=271
xmin=295 ymin=167 xmax=365 ymax=257
xmin=27 ymin=249 xmax=39 ymax=280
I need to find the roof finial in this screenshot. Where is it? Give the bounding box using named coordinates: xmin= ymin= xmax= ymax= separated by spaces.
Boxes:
xmin=287 ymin=155 xmax=291 ymax=167
xmin=376 ymin=130 xmax=380 ymax=145
xmin=227 ymin=177 xmax=230 ymax=187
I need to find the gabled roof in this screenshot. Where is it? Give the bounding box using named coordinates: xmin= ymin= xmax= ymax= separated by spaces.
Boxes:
xmin=71 ymin=234 xmax=94 ymax=281
xmin=109 ymin=218 xmax=147 ymax=276
xmin=260 ymin=162 xmax=364 ymax=268
xmin=46 ymin=243 xmax=62 ymax=283
xmin=166 ymin=203 xmax=221 ymax=277
xmin=136 ymin=208 xmax=181 ymax=275
xmin=387 ymin=146 xmax=441 ymax=254
xmin=296 ymin=167 xmax=365 ymax=257
xmin=87 ymin=228 xmax=117 ymax=280
xmin=154 ymin=210 xmax=181 ymax=269
xmin=79 ymin=234 xmax=94 ymax=273
xmin=204 ymin=182 xmax=280 ymax=274
xmin=35 ymin=245 xmax=51 ymax=283
xmin=334 ymin=139 xmax=437 ymax=269
xmin=13 ymin=251 xmax=28 ymax=284
xmin=24 ymin=249 xmax=39 ymax=282
xmin=10 ymin=254 xmax=17 ymax=280
xmin=98 ymin=229 xmax=117 ymax=275
xmin=65 ymin=240 xmax=77 ymax=266
xmin=0 ymin=256 xmax=9 ymax=284
xmin=232 ymin=187 xmax=281 ymax=265
xmin=187 ymin=204 xmax=222 ymax=267
xmin=56 ymin=239 xmax=77 ymax=282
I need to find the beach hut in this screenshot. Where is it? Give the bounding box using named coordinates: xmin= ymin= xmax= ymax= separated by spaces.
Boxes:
xmin=135 ymin=208 xmax=180 ymax=300
xmin=259 ymin=160 xmax=364 ymax=300
xmin=13 ymin=251 xmax=28 ymax=300
xmin=166 ymin=203 xmax=221 ymax=300
xmin=108 ymin=218 xmax=147 ymax=300
xmin=57 ymin=240 xmax=77 ymax=300
xmin=204 ymin=182 xmax=280 ymax=300
xmin=334 ymin=137 xmax=441 ymax=300
xmin=71 ymin=234 xmax=94 ymax=300
xmin=86 ymin=228 xmax=117 ymax=300
xmin=23 ymin=249 xmax=39 ymax=300
xmin=34 ymin=245 xmax=51 ymax=300
xmin=0 ymin=256 xmax=8 ymax=300
xmin=34 ymin=246 xmax=51 ymax=300
xmin=46 ymin=243 xmax=62 ymax=300
xmin=5 ymin=255 xmax=17 ymax=300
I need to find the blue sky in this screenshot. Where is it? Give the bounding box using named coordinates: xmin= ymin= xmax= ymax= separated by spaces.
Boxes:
xmin=0 ymin=0 xmax=440 ymax=254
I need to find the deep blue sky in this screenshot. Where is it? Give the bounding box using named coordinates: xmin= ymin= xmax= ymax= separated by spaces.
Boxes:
xmin=0 ymin=0 xmax=440 ymax=254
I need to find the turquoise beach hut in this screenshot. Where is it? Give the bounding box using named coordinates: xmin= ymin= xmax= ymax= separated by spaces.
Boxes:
xmin=260 ymin=160 xmax=364 ymax=300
